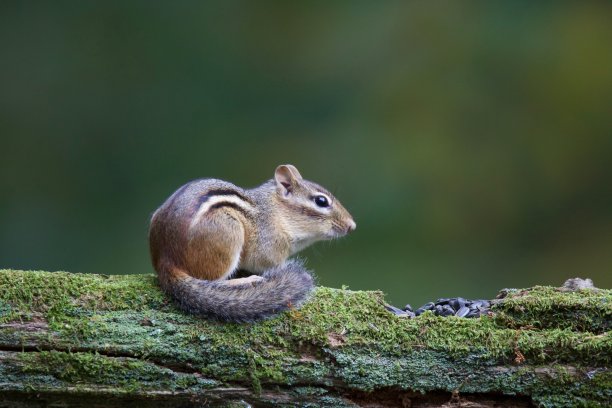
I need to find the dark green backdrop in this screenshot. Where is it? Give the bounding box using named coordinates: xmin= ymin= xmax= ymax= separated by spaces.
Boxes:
xmin=1 ymin=2 xmax=611 ymax=306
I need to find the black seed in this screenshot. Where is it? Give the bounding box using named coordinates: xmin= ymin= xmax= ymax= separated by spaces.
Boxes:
xmin=385 ymin=305 xmax=406 ymax=316
xmin=435 ymin=298 xmax=451 ymax=305
xmin=404 ymin=304 xmax=413 ymax=312
xmin=434 ymin=305 xmax=444 ymax=315
xmin=415 ymin=306 xmax=432 ymax=316
xmin=466 ymin=310 xmax=480 ymax=318
xmin=419 ymin=302 xmax=435 ymax=311
xmin=456 ymin=306 xmax=470 ymax=317
xmin=450 ymin=298 xmax=467 ymax=311
xmin=471 ymin=301 xmax=483 ymax=309
xmin=440 ymin=305 xmax=454 ymax=316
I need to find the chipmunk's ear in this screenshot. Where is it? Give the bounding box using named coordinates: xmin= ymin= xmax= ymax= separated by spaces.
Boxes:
xmin=275 ymin=164 xmax=303 ymax=195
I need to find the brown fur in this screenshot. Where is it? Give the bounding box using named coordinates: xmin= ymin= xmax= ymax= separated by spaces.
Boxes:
xmin=149 ymin=165 xmax=355 ymax=322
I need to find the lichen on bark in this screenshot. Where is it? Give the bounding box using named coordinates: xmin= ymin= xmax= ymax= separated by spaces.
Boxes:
xmin=0 ymin=269 xmax=610 ymax=407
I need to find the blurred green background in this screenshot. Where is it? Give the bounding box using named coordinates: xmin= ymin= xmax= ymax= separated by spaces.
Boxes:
xmin=1 ymin=2 xmax=611 ymax=307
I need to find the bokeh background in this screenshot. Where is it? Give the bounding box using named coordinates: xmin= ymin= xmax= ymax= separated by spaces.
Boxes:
xmin=1 ymin=2 xmax=611 ymax=307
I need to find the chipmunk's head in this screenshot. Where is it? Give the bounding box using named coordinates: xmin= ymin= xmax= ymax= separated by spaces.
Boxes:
xmin=274 ymin=164 xmax=356 ymax=247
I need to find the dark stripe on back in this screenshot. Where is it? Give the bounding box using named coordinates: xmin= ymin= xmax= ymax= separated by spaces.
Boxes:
xmin=209 ymin=202 xmax=252 ymax=218
xmin=197 ymin=189 xmax=253 ymax=206
xmin=193 ymin=188 xmax=254 ymax=215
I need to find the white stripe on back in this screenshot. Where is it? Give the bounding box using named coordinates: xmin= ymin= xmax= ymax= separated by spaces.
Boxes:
xmin=189 ymin=195 xmax=253 ymax=230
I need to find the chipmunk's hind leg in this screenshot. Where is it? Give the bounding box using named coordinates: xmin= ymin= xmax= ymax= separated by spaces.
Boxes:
xmin=186 ymin=211 xmax=245 ymax=281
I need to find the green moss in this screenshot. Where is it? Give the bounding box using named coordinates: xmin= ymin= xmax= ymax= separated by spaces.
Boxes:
xmin=0 ymin=270 xmax=609 ymax=369
xmin=17 ymin=350 xmax=217 ymax=392
xmin=287 ymin=287 xmax=610 ymax=366
xmin=531 ymin=368 xmax=612 ymax=408
xmin=494 ymin=286 xmax=611 ymax=333
xmin=0 ymin=269 xmax=610 ymax=406
xmin=0 ymin=270 xmax=168 ymax=327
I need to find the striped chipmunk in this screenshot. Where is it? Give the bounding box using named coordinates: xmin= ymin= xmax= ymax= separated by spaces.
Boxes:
xmin=149 ymin=164 xmax=356 ymax=322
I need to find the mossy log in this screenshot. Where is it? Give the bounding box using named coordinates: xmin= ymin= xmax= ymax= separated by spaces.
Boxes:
xmin=0 ymin=269 xmax=609 ymax=407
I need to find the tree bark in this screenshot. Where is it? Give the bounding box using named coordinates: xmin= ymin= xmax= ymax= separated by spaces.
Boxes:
xmin=0 ymin=269 xmax=609 ymax=407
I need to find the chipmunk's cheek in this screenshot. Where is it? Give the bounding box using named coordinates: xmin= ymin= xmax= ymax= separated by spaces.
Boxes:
xmin=326 ymin=224 xmax=345 ymax=239
xmin=326 ymin=232 xmax=340 ymax=240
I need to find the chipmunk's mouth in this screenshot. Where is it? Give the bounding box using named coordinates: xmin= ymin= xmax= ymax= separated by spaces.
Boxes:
xmin=330 ymin=220 xmax=357 ymax=238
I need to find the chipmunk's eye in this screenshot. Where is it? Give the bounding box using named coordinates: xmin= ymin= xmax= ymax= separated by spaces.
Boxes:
xmin=314 ymin=195 xmax=330 ymax=208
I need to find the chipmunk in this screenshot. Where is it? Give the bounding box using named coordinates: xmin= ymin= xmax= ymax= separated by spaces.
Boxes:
xmin=149 ymin=164 xmax=356 ymax=322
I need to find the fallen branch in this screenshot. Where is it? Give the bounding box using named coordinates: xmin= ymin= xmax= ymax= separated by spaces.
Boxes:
xmin=0 ymin=269 xmax=609 ymax=407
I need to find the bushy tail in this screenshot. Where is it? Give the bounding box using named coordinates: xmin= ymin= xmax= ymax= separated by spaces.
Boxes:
xmin=157 ymin=259 xmax=315 ymax=322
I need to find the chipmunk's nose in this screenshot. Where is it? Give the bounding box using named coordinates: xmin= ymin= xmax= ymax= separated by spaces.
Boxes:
xmin=346 ymin=220 xmax=357 ymax=234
